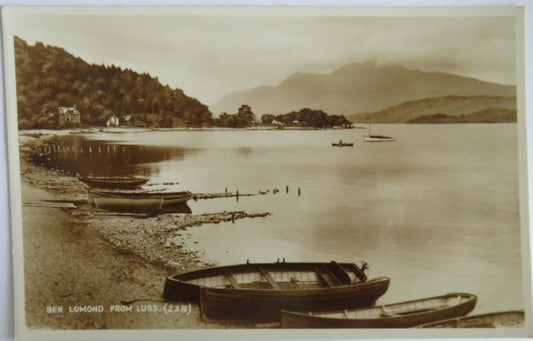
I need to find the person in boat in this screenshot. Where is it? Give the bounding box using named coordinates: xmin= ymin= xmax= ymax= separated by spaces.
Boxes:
xmin=338 ymin=139 xmax=343 ymax=145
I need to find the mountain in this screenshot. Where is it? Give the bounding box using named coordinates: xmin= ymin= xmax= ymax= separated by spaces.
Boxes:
xmin=349 ymin=95 xmax=516 ymax=123
xmin=14 ymin=36 xmax=213 ymax=129
xmin=407 ymin=108 xmax=516 ymax=123
xmin=211 ymin=61 xmax=516 ymax=117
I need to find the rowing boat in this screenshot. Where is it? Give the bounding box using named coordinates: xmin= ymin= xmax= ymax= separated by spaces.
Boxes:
xmin=88 ymin=190 xmax=193 ymax=206
xmin=331 ymin=143 xmax=354 ymax=147
xmin=163 ymin=260 xmax=390 ymax=323
xmin=418 ymin=310 xmax=525 ymax=328
xmin=93 ymin=196 xmax=163 ymax=214
xmin=280 ymin=293 xmax=477 ymax=328
xmin=78 ymin=176 xmax=149 ymax=189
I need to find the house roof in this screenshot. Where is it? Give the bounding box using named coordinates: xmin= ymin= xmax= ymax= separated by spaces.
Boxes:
xmin=58 ymin=106 xmax=80 ymax=114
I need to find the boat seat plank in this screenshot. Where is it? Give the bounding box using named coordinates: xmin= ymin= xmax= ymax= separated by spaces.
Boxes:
xmin=315 ymin=268 xmax=341 ymax=287
xmin=260 ymin=269 xmax=281 ymax=289
xmin=224 ymin=271 xmax=241 ymax=289
xmin=329 ymin=261 xmax=352 ymax=285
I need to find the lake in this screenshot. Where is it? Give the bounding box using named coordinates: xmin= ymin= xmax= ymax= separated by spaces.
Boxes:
xmin=41 ymin=124 xmax=524 ymax=313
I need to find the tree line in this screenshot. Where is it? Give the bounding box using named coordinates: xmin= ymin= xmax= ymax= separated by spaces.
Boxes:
xmin=15 ymin=36 xmax=352 ymax=130
xmin=15 ymin=36 xmax=212 ymax=129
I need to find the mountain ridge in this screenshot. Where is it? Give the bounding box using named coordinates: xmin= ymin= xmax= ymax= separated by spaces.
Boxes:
xmin=349 ymin=95 xmax=517 ymax=123
xmin=212 ymin=61 xmax=516 ymax=117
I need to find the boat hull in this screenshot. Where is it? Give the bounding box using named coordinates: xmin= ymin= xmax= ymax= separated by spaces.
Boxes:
xmin=163 ymin=261 xmax=368 ymax=302
xmin=331 ymin=143 xmax=354 ymax=147
xmin=280 ymin=293 xmax=477 ymax=328
xmin=364 ymin=136 xmax=395 ymax=142
xmin=88 ymin=190 xmax=192 ymax=206
xmin=200 ymin=277 xmax=390 ymax=323
xmin=418 ymin=310 xmax=525 ymax=328
xmin=94 ymin=196 xmax=163 ymax=213
xmin=78 ymin=176 xmax=148 ymax=189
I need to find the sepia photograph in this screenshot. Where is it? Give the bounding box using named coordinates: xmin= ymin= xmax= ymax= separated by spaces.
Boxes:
xmin=1 ymin=4 xmax=531 ymax=340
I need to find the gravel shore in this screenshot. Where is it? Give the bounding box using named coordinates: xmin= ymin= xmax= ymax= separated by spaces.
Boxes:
xmin=19 ymin=134 xmax=265 ymax=330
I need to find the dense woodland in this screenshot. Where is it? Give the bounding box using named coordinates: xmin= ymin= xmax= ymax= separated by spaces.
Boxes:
xmin=14 ymin=36 xmax=353 ymax=130
xmin=15 ymin=36 xmax=213 ymax=129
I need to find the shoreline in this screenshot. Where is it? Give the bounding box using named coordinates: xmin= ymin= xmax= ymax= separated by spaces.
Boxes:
xmin=18 ymin=134 xmax=258 ymax=329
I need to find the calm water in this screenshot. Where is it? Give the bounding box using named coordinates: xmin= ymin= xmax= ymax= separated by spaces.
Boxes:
xmin=42 ymin=124 xmax=524 ymax=313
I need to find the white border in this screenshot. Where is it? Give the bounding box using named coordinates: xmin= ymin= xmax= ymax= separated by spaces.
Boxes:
xmin=1 ymin=2 xmax=532 ymax=341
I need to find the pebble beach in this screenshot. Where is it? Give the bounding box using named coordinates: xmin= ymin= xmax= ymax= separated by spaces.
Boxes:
xmin=18 ymin=133 xmax=266 ymax=330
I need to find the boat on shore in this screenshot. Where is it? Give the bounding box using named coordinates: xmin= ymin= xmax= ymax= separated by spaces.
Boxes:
xmin=280 ymin=292 xmax=477 ymax=328
xmin=78 ymin=176 xmax=149 ymax=189
xmin=418 ymin=310 xmax=525 ymax=328
xmin=93 ymin=196 xmax=163 ymax=214
xmin=88 ymin=189 xmax=193 ymax=206
xmin=163 ymin=260 xmax=390 ymax=323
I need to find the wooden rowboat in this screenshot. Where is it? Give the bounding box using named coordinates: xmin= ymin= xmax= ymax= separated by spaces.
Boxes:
xmin=280 ymin=292 xmax=477 ymax=328
xmin=88 ymin=189 xmax=192 ymax=206
xmin=418 ymin=310 xmax=525 ymax=328
xmin=163 ymin=260 xmax=390 ymax=323
xmin=93 ymin=196 xmax=163 ymax=214
xmin=78 ymin=176 xmax=149 ymax=189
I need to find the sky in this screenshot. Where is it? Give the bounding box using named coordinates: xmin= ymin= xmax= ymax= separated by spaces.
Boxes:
xmin=7 ymin=8 xmax=518 ymax=106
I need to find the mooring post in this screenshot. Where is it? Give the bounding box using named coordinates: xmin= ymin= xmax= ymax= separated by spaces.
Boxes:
xmin=298 ymin=188 xmax=301 ymax=196
xmin=286 ymin=185 xmax=289 ymax=193
xmin=236 ymin=190 xmax=239 ymax=202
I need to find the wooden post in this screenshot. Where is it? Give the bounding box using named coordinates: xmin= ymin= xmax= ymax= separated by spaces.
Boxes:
xmin=286 ymin=185 xmax=289 ymax=194
xmin=298 ymin=188 xmax=301 ymax=196
xmin=225 ymin=188 xmax=228 ymax=197
xmin=236 ymin=190 xmax=239 ymax=202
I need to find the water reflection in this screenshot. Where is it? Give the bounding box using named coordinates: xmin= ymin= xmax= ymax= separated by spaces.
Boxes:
xmin=33 ymin=135 xmax=189 ymax=177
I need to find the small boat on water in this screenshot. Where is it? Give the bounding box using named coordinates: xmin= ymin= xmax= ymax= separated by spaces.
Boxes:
xmin=280 ymin=292 xmax=477 ymax=328
xmin=364 ymin=135 xmax=396 ymax=142
xmin=364 ymin=124 xmax=395 ymax=142
xmin=88 ymin=189 xmax=193 ymax=206
xmin=93 ymin=196 xmax=163 ymax=214
xmin=332 ymin=142 xmax=354 ymax=147
xmin=78 ymin=176 xmax=149 ymax=189
xmin=163 ymin=260 xmax=390 ymax=323
xmin=418 ymin=310 xmax=525 ymax=328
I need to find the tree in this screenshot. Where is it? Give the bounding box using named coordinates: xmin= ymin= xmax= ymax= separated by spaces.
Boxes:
xmin=261 ymin=114 xmax=275 ymax=124
xmin=237 ymin=104 xmax=256 ymax=126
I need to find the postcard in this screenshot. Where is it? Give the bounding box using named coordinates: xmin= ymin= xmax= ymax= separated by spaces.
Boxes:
xmin=2 ymin=5 xmax=531 ymax=340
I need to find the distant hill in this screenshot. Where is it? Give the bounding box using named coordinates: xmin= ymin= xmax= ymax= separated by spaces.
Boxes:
xmin=407 ymin=108 xmax=517 ymax=123
xmin=14 ymin=36 xmax=213 ymax=129
xmin=349 ymin=95 xmax=517 ymax=123
xmin=212 ymin=61 xmax=516 ymax=117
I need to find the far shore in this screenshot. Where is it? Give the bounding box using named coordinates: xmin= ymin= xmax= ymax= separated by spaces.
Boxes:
xmin=17 ymin=132 xmax=265 ymax=329
xmin=17 ymin=124 xmax=362 ymax=137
